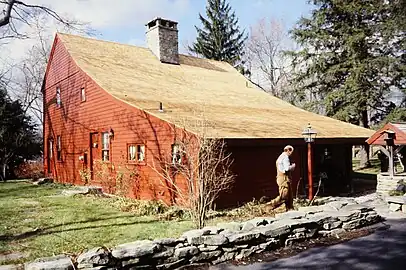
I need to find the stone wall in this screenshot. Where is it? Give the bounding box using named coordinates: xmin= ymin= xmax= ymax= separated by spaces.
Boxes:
xmin=18 ymin=202 xmax=381 ymax=270
xmin=386 ymin=195 xmax=406 ymax=212
xmin=376 ymin=173 xmax=406 ymax=194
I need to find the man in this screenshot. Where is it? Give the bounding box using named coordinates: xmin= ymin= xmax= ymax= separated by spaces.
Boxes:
xmin=269 ymin=145 xmax=296 ymax=211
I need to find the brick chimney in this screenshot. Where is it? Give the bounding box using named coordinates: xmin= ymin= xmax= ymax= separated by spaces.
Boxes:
xmin=146 ymin=17 xmax=179 ymax=65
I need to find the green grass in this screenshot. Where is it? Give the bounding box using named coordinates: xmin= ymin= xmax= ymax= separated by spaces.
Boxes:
xmin=352 ymin=159 xmax=402 ymax=177
xmin=0 ymin=182 xmax=195 ymax=265
xmin=352 ymin=158 xmax=381 ymax=175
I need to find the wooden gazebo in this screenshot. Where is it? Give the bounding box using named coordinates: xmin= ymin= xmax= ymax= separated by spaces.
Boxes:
xmin=366 ymin=122 xmax=406 ymax=177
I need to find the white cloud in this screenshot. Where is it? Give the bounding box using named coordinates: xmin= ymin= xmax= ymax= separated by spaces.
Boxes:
xmin=29 ymin=0 xmax=191 ymax=28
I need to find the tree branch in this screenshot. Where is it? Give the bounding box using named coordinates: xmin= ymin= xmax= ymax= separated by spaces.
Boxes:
xmin=0 ymin=0 xmax=15 ymax=27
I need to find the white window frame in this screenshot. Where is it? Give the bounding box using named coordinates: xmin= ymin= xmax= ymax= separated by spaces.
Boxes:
xmin=101 ymin=132 xmax=110 ymax=161
xmin=49 ymin=139 xmax=53 ymax=159
xmin=56 ymin=135 xmax=62 ymax=161
xmin=137 ymin=145 xmax=145 ymax=162
xmin=81 ymin=87 xmax=86 ymax=102
xmin=171 ymin=144 xmax=182 ymax=165
xmin=56 ymin=87 xmax=61 ymax=107
xmin=128 ymin=144 xmax=145 ymax=163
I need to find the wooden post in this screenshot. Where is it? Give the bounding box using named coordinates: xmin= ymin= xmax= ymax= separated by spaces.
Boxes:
xmin=308 ymin=142 xmax=313 ymax=200
xmin=389 ymin=145 xmax=394 ymax=177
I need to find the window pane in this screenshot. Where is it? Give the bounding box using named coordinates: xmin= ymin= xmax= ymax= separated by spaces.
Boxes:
xmin=102 ymin=150 xmax=109 ymax=161
xmin=101 ymin=132 xmax=109 ymax=150
xmin=56 ymin=87 xmax=61 ymax=106
xmin=49 ymin=140 xmax=53 ymax=158
xmin=128 ymin=145 xmax=136 ymax=160
xmin=56 ymin=136 xmax=62 ymax=161
xmin=172 ymin=144 xmax=181 ymax=164
xmin=81 ymin=88 xmax=86 ymax=101
xmin=57 ymin=136 xmax=61 ymax=150
xmin=137 ymin=145 xmax=145 ymax=161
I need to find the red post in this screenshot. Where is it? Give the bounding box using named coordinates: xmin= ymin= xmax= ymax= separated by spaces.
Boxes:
xmin=308 ymin=142 xmax=313 ymax=200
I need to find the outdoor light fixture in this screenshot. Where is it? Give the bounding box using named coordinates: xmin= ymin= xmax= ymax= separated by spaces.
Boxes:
xmin=302 ymin=123 xmax=318 ymax=201
xmin=302 ymin=123 xmax=318 ymax=143
xmin=109 ymin=128 xmax=114 ymax=139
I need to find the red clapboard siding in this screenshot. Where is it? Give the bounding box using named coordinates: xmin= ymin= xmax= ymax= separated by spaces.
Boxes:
xmin=43 ymin=35 xmax=186 ymax=204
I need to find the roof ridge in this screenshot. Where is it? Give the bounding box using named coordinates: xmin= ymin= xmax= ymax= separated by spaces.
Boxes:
xmin=57 ymin=32 xmax=232 ymax=66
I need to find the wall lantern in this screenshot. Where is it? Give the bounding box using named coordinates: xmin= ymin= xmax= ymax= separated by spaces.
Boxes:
xmin=109 ymin=128 xmax=115 ymax=139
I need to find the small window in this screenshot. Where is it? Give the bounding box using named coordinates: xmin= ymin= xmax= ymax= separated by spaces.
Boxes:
xmin=49 ymin=139 xmax=53 ymax=159
xmin=101 ymin=132 xmax=110 ymax=161
xmin=81 ymin=87 xmax=86 ymax=102
xmin=172 ymin=144 xmax=182 ymax=165
xmin=56 ymin=87 xmax=61 ymax=107
xmin=56 ymin=135 xmax=62 ymax=161
xmin=128 ymin=144 xmax=145 ymax=163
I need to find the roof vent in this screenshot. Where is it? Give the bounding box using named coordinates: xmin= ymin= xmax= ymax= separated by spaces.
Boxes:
xmin=159 ymin=102 xmax=164 ymax=113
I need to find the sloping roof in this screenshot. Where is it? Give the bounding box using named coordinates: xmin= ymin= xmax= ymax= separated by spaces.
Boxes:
xmin=366 ymin=122 xmax=406 ymax=145
xmin=57 ymin=33 xmax=373 ymax=139
xmin=392 ymin=123 xmax=406 ymax=133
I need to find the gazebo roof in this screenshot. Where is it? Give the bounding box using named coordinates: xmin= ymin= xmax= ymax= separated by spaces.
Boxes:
xmin=366 ymin=122 xmax=406 ymax=145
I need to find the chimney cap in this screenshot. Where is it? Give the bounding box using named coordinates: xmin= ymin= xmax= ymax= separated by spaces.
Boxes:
xmin=146 ymin=17 xmax=178 ymax=27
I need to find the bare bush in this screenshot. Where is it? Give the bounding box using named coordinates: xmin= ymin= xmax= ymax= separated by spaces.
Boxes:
xmin=151 ymin=120 xmax=235 ymax=229
xmin=13 ymin=158 xmax=43 ymax=180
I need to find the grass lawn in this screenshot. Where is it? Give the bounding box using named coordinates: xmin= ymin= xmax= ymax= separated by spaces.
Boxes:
xmin=352 ymin=158 xmax=381 ymax=175
xmin=0 ymin=182 xmax=197 ymax=265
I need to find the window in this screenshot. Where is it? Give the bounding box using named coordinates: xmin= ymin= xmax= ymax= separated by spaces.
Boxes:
xmin=49 ymin=139 xmax=53 ymax=159
xmin=56 ymin=87 xmax=61 ymax=107
xmin=128 ymin=144 xmax=145 ymax=163
xmin=81 ymin=87 xmax=86 ymax=102
xmin=56 ymin=135 xmax=62 ymax=161
xmin=171 ymin=144 xmax=182 ymax=165
xmin=101 ymin=132 xmax=110 ymax=161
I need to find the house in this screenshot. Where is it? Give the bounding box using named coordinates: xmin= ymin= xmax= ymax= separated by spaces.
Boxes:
xmin=43 ymin=18 xmax=373 ymax=208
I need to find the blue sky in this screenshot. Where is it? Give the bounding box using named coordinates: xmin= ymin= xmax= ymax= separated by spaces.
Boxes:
xmin=95 ymin=0 xmax=313 ymax=52
xmin=2 ymin=0 xmax=314 ymax=61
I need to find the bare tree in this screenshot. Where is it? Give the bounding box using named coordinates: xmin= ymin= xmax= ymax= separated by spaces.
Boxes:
xmin=246 ymin=18 xmax=294 ymax=99
xmin=6 ymin=14 xmax=93 ymax=126
xmin=0 ymin=0 xmax=87 ymax=40
xmin=150 ymin=118 xmax=235 ymax=229
xmin=11 ymin=20 xmax=49 ymax=125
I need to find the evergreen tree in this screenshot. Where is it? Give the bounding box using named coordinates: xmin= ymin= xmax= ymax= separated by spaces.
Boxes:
xmin=0 ymin=87 xmax=41 ymax=180
xmin=289 ymin=0 xmax=405 ymax=128
xmin=190 ymin=0 xmax=247 ymax=72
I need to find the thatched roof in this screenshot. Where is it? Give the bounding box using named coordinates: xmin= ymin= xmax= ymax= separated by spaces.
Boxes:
xmin=57 ymin=33 xmax=373 ymax=139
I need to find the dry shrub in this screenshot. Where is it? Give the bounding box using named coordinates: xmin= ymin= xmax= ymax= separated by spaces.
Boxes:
xmin=93 ymin=160 xmax=115 ymax=193
xmin=159 ymin=206 xmax=190 ymax=221
xmin=111 ymin=197 xmax=191 ymax=220
xmin=14 ymin=160 xmax=44 ymax=180
xmin=113 ymin=197 xmax=168 ymax=216
xmin=388 ymin=190 xmax=405 ymax=196
xmin=226 ymin=199 xmax=274 ymax=218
